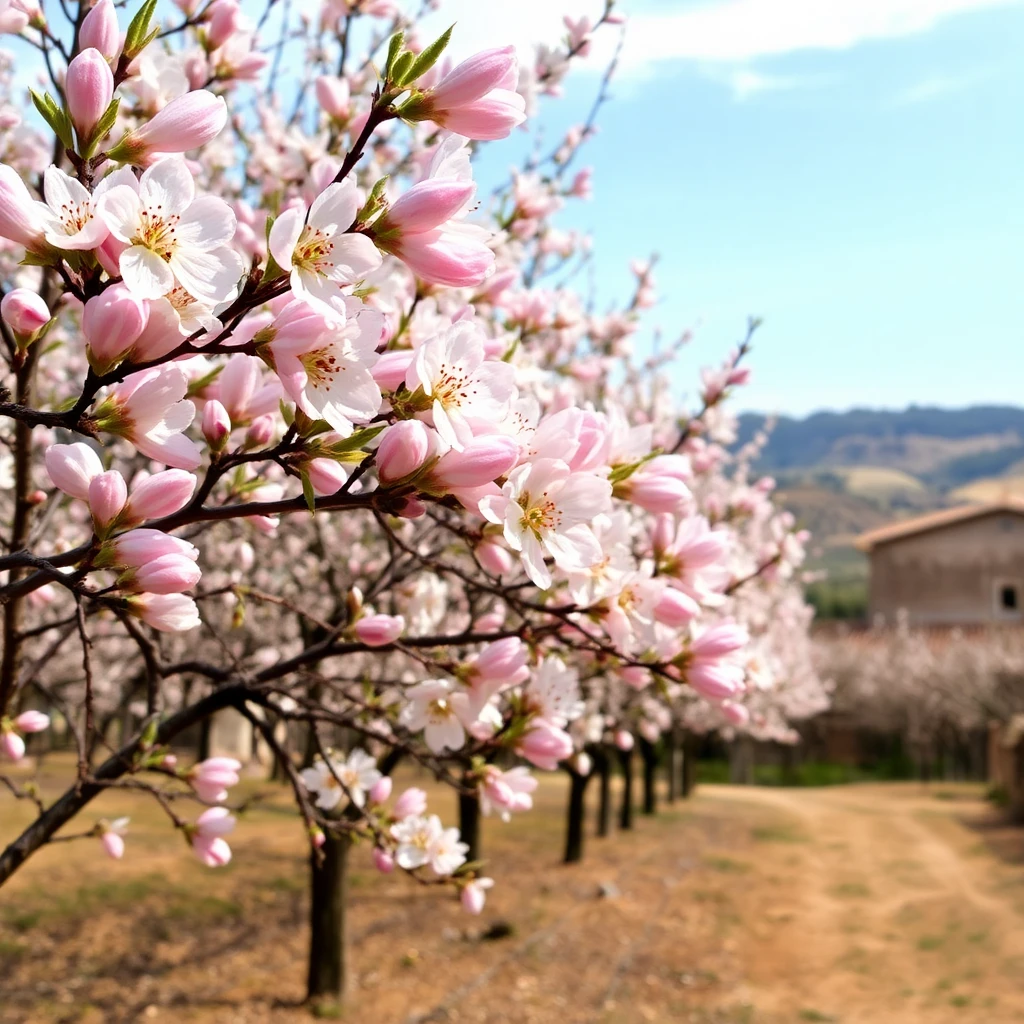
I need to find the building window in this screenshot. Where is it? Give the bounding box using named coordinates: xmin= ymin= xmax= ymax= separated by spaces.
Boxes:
xmin=994 ymin=579 xmax=1023 ymax=618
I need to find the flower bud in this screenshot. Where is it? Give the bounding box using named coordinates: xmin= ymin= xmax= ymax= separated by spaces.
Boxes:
xmin=475 ymin=539 xmax=514 ymax=576
xmin=101 ymin=830 xmax=125 ymax=859
xmin=204 ymin=0 xmax=242 ymax=48
xmin=202 ymin=399 xmax=231 ymax=450
xmin=45 ymin=442 xmax=103 ymax=501
xmin=306 ymin=458 xmax=348 ymax=496
xmin=315 ymin=75 xmax=350 ymax=120
xmin=0 ymin=164 xmax=46 ymax=249
xmin=88 ymin=469 xmax=128 ymax=532
xmin=1 ymin=730 xmax=25 ymax=761
xmin=429 ymin=435 xmax=519 ymax=490
xmin=392 ymin=786 xmax=427 ymax=819
xmin=82 ymin=284 xmax=149 ymax=372
xmin=614 ymin=729 xmax=634 ymax=752
xmin=372 ymin=847 xmax=395 ymax=874
xmin=125 ymin=552 xmax=202 ymax=594
xmin=128 ymin=592 xmax=201 ymax=632
xmin=79 ymin=0 xmax=120 ymax=60
xmin=368 ymin=776 xmax=392 ymax=805
xmin=14 ymin=710 xmax=49 ymax=733
xmin=245 ymin=414 xmax=274 ymax=448
xmin=376 ymin=419 xmax=434 ymax=484
xmin=1 ymin=288 xmax=50 ymax=341
xmin=654 ymin=587 xmax=700 ymax=627
xmin=110 ymin=90 xmax=228 ymax=162
xmin=354 ymin=613 xmax=405 ymax=647
xmin=126 ymin=469 xmax=196 ymax=522
xmin=66 ymin=48 xmax=114 ymax=144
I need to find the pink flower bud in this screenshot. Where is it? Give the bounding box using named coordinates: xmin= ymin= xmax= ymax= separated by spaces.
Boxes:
xmin=461 ymin=877 xmax=494 ymax=914
xmin=217 ymin=353 xmax=260 ymax=421
xmin=371 ymin=349 xmax=414 ymax=391
xmin=14 ymin=710 xmax=49 ymax=733
xmin=0 ymin=164 xmax=46 ymax=249
xmin=369 ymin=775 xmax=392 ymax=804
xmin=88 ymin=470 xmax=128 ymax=531
xmin=315 ymin=75 xmax=350 ymax=120
xmin=114 ymin=90 xmax=227 ymax=161
xmin=721 ymin=701 xmax=750 ymax=727
xmin=45 ymin=442 xmax=103 ymax=501
xmin=245 ymin=414 xmax=274 ymax=447
xmin=691 ymin=623 xmax=748 ymax=660
xmin=191 ymin=834 xmax=232 ymax=867
xmin=79 ymin=0 xmax=120 ymax=60
xmin=204 ymin=0 xmax=242 ymax=48
xmin=354 ymin=613 xmax=405 ymax=647
xmin=202 ymin=399 xmax=231 ymax=449
xmin=376 ymin=420 xmax=434 ymax=483
xmin=101 ymin=831 xmax=125 ymax=859
xmin=430 ymin=435 xmax=519 ymax=490
xmin=1 ymin=730 xmax=25 ymax=760
xmin=385 ymin=179 xmax=475 ymax=234
xmin=129 ymin=592 xmax=201 ymax=632
xmin=1 ymin=288 xmax=49 ymax=337
xmin=516 ymin=721 xmax=573 ymax=771
xmin=190 ymin=757 xmax=241 ymax=803
xmin=194 ymin=806 xmax=236 ymax=836
xmin=614 ymin=729 xmax=634 ymax=752
xmin=82 ymin=284 xmax=149 ymax=371
xmin=472 ymin=637 xmax=528 ymax=685
xmin=124 ymin=552 xmax=202 ymax=594
xmin=475 ymin=539 xmax=514 ymax=576
xmin=111 ymin=528 xmax=198 ymax=567
xmin=687 ymin=661 xmax=744 ymax=701
xmin=306 ymin=458 xmax=348 ymax=496
xmin=311 ymin=827 xmax=326 ymax=849
xmin=66 ymin=48 xmax=114 ymax=143
xmin=126 ymin=469 xmax=196 ymax=522
xmin=372 ymin=847 xmax=395 ymax=874
xmin=392 ymin=786 xmax=427 ymax=819
xmin=654 ymin=587 xmax=700 ymax=627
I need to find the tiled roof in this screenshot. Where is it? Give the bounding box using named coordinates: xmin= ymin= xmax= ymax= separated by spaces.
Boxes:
xmin=855 ymin=500 xmax=1024 ymax=551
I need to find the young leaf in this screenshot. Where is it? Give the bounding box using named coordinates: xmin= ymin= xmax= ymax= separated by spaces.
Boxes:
xmin=124 ymin=0 xmax=158 ymax=58
xmin=404 ymin=24 xmax=454 ymax=84
xmin=301 ymin=472 xmax=317 ymax=515
xmin=30 ymin=89 xmax=74 ymax=151
xmin=390 ymin=50 xmax=415 ymax=87
xmin=81 ymin=97 xmax=119 ymax=158
xmin=384 ymin=31 xmax=405 ymax=80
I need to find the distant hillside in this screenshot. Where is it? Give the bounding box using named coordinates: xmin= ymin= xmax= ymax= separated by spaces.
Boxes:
xmin=737 ymin=405 xmax=1024 ymax=475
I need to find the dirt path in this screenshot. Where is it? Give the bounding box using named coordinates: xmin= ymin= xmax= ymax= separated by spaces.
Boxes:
xmin=3 ymin=776 xmax=1024 ymax=1023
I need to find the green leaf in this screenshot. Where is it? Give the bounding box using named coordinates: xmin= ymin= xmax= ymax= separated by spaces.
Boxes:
xmin=124 ymin=0 xmax=158 ymax=58
xmin=323 ymin=424 xmax=384 ymax=456
xmin=608 ymin=449 xmax=661 ymax=485
xmin=301 ymin=472 xmax=316 ymax=515
xmin=185 ymin=364 xmax=222 ymax=398
xmin=390 ymin=50 xmax=415 ymax=87
xmin=279 ymin=398 xmax=294 ymax=427
xmin=384 ymin=31 xmax=405 ymax=79
xmin=81 ymin=97 xmax=119 ymax=158
xmin=30 ymin=89 xmax=73 ymax=151
xmin=403 ymin=24 xmax=454 ymax=84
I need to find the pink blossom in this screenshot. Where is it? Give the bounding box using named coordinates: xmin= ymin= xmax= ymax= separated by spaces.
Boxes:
xmin=614 ymin=729 xmax=634 ymax=752
xmin=316 ymin=75 xmax=350 ymax=120
xmin=654 ymin=587 xmax=700 ymax=627
xmin=45 ymin=442 xmax=103 ymax=501
xmin=429 ymin=435 xmax=519 ymax=490
xmin=191 ymin=834 xmax=232 ymax=867
xmin=202 ymin=399 xmax=231 ymax=449
xmin=1 ymin=289 xmax=49 ymax=338
xmin=0 ymin=164 xmax=47 ymax=250
xmin=108 ymin=528 xmax=198 ymax=567
xmin=305 ymin=457 xmax=348 ymax=496
xmin=123 ymin=552 xmax=202 ymax=594
xmin=372 ymin=846 xmax=395 ymax=873
xmin=417 ymin=46 xmax=526 ymax=140
xmin=461 ymin=877 xmax=494 ymax=914
xmin=516 ymin=720 xmax=573 ymax=771
xmin=691 ymin=622 xmax=748 ymax=660
xmin=475 ymin=539 xmax=514 ymax=576
xmin=127 ymin=592 xmax=201 ymax=632
xmin=111 ymin=90 xmax=228 ymax=162
xmin=125 ymin=470 xmax=196 ymax=522
xmin=369 ymin=776 xmax=392 ymax=804
xmin=101 ymin=831 xmax=125 ymax=860
xmin=189 ymin=757 xmax=241 ymax=803
xmin=88 ymin=470 xmax=128 ymax=532
xmin=376 ymin=419 xmax=436 ymax=484
xmin=1 ymin=730 xmax=25 ymax=761
xmin=14 ymin=711 xmax=49 ymax=733
xmin=82 ymin=284 xmax=150 ymax=372
xmin=354 ymin=613 xmax=405 ymax=647
xmin=65 ymin=48 xmax=114 ymax=143
xmin=79 ymin=0 xmax=120 ymax=60
xmin=392 ymin=786 xmax=427 ymax=819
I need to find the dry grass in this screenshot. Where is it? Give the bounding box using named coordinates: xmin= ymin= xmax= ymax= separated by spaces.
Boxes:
xmin=2 ymin=761 xmax=1024 ymax=1024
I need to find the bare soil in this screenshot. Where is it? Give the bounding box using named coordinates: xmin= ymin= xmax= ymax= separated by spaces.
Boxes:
xmin=2 ymin=762 xmax=1024 ymax=1023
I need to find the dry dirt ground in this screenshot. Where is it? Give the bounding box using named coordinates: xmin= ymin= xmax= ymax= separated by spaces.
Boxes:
xmin=2 ymin=764 xmax=1024 ymax=1024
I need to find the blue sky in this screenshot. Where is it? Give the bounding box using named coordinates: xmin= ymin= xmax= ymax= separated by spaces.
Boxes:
xmin=429 ymin=0 xmax=1024 ymax=416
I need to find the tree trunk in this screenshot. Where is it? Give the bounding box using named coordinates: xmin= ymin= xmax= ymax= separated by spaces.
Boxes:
xmin=681 ymin=731 xmax=698 ymax=798
xmin=595 ymin=746 xmax=612 ymax=837
xmin=618 ymin=747 xmax=634 ymax=830
xmin=666 ymin=729 xmax=679 ymax=803
xmin=458 ymin=782 xmax=482 ymax=863
xmin=307 ymin=830 xmax=352 ymax=1006
xmin=563 ymin=768 xmax=590 ymax=863
xmin=196 ymin=714 xmax=211 ymax=762
xmin=729 ymin=737 xmax=755 ymax=785
xmin=640 ymin=738 xmax=658 ymax=815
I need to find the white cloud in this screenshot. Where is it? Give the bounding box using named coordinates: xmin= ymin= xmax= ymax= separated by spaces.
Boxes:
xmin=724 ymin=69 xmax=812 ymax=100
xmin=891 ymin=72 xmax=982 ymax=104
xmin=428 ymin=0 xmax=1022 ymax=80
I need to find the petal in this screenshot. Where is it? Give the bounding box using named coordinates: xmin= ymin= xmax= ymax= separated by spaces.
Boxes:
xmin=140 ymin=157 xmax=195 ymax=212
xmin=170 ymin=248 xmax=239 ymax=303
xmin=309 ymin=180 xmax=358 ymax=234
xmin=120 ymin=245 xmax=174 ymax=299
xmin=269 ymin=208 xmax=304 ymax=269
xmin=43 ymin=165 xmax=90 ymax=210
xmin=327 ymin=233 xmax=382 ymax=283
xmin=176 ymin=195 xmax=237 ymax=248
xmin=98 ymin=186 xmax=143 ymax=243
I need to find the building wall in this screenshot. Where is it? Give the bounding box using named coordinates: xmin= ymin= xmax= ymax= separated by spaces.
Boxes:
xmin=868 ymin=511 xmax=1024 ymax=626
